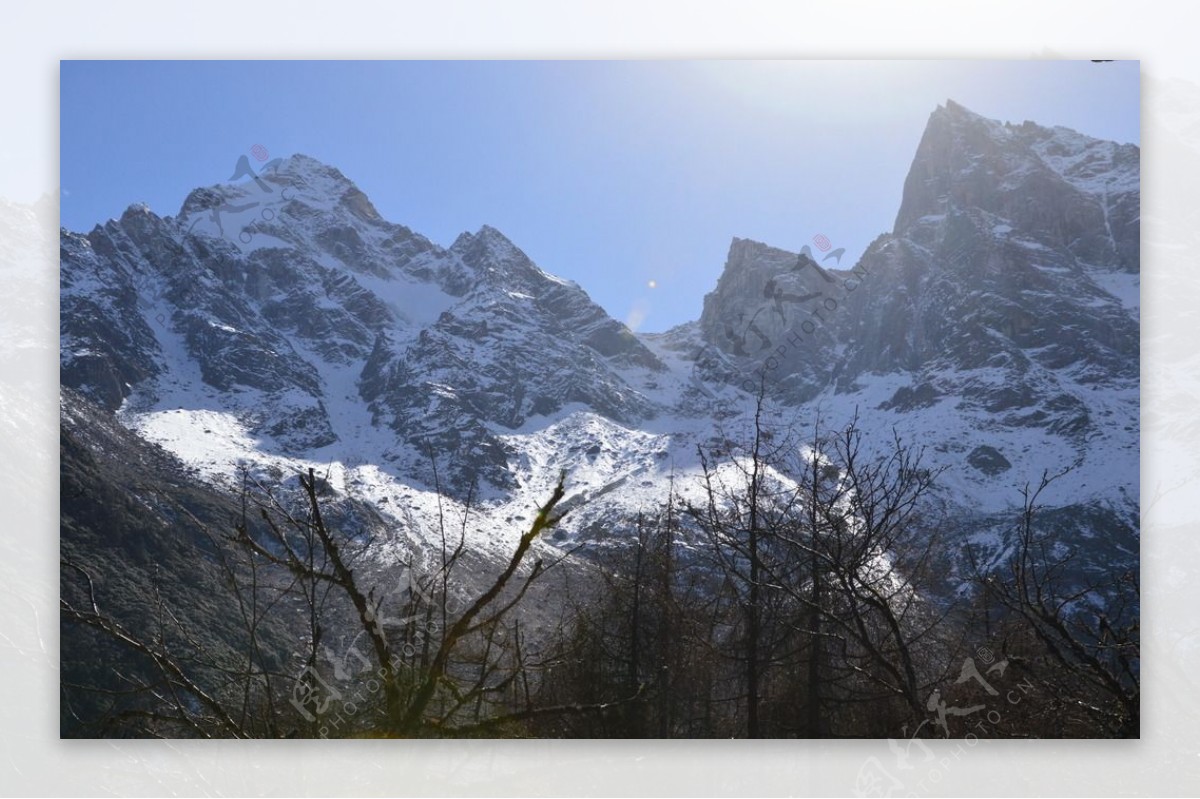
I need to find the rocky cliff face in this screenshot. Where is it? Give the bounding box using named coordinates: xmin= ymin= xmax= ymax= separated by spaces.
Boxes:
xmin=896 ymin=100 xmax=1139 ymax=271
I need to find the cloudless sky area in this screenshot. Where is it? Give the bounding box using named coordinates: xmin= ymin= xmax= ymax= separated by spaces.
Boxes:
xmin=61 ymin=60 xmax=1139 ymax=332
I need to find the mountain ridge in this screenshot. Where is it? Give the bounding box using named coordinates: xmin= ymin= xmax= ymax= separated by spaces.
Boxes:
xmin=59 ymin=101 xmax=1139 ymax=581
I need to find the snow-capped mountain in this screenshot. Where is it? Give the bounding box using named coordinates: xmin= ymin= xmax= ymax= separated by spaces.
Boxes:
xmin=60 ymin=100 xmax=1139 ymax=576
xmin=691 ymin=101 xmax=1139 ymax=547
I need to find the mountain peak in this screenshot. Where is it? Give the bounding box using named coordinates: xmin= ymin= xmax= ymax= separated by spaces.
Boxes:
xmin=893 ymin=101 xmax=1138 ymax=261
xmin=120 ymin=202 xmax=155 ymax=221
xmin=463 ymin=223 xmax=516 ymax=248
xmin=268 ymin=153 xmax=355 ymax=190
xmin=940 ymin=98 xmax=988 ymax=120
xmin=450 ymin=224 xmax=535 ymax=276
xmin=175 ymin=151 xmax=384 ymax=238
xmin=275 ymin=151 xmax=334 ymax=172
xmin=176 ymin=151 xmax=348 ymax=209
xmin=923 ymin=99 xmax=1014 ymax=145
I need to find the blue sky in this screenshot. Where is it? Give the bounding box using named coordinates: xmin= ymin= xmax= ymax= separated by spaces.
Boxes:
xmin=60 ymin=60 xmax=1139 ymax=332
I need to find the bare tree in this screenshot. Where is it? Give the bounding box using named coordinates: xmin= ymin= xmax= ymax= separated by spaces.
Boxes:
xmin=685 ymin=401 xmax=960 ymax=737
xmin=975 ymin=468 xmax=1139 ymax=737
xmin=63 ymin=461 xmax=644 ymax=737
xmin=685 ymin=382 xmax=805 ymax=737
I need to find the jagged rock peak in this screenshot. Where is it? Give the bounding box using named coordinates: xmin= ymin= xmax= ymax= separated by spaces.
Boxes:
xmin=450 ymin=223 xmax=581 ymax=291
xmin=451 ymin=224 xmax=522 ymax=258
xmin=894 ymin=101 xmax=1139 ymax=271
xmin=176 ymin=152 xmax=378 ymax=223
xmin=935 ymin=98 xmax=1011 ymax=131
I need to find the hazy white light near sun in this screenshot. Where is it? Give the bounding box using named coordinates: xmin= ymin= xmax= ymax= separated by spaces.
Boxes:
xmin=647 ymin=280 xmax=657 ymax=289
